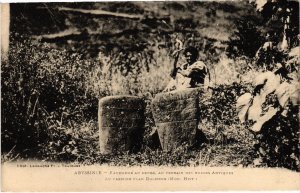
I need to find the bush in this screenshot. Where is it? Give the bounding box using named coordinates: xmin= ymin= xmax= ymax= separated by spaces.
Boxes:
xmin=254 ymin=112 xmax=299 ymax=171
xmin=236 ymin=69 xmax=300 ymax=170
xmin=227 ymin=15 xmax=264 ymax=58
xmin=1 ymin=38 xmax=97 ymax=155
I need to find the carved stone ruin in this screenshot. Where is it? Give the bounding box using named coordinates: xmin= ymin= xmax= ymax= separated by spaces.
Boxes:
xmin=151 ymin=88 xmax=202 ymax=151
xmin=98 ymin=95 xmax=145 ymax=154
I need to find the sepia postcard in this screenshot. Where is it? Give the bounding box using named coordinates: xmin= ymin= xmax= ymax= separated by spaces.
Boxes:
xmin=1 ymin=0 xmax=300 ymax=191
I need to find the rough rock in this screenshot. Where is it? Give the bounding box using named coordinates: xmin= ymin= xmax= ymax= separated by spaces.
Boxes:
xmin=98 ymin=95 xmax=145 ymax=154
xmin=151 ymin=88 xmax=203 ymax=151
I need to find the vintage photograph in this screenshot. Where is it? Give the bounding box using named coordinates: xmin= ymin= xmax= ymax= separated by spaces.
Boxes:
xmin=1 ymin=0 xmax=300 ymax=191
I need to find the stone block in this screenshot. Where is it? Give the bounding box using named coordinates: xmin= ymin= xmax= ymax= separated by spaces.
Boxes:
xmin=98 ymin=95 xmax=145 ymax=154
xmin=151 ymin=88 xmax=202 ymax=151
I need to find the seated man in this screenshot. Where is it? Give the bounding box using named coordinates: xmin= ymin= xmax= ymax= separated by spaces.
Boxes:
xmin=164 ymin=46 xmax=210 ymax=91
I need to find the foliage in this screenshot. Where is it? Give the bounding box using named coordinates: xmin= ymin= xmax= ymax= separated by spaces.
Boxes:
xmin=10 ymin=1 xmax=250 ymax=61
xmin=255 ymin=46 xmax=287 ymax=68
xmin=258 ymin=0 xmax=299 ymax=48
xmin=236 ymin=70 xmax=299 ymax=170
xmin=1 ymin=38 xmax=97 ymax=154
xmin=228 ymin=0 xmax=299 ymax=60
xmin=197 ymin=83 xmax=256 ymax=162
xmin=227 ymin=14 xmax=264 ymax=58
xmin=254 ymin=109 xmax=299 ymax=170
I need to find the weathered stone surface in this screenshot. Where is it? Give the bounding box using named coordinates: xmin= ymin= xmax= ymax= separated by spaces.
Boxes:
xmin=98 ymin=95 xmax=145 ymax=154
xmin=152 ymin=88 xmax=202 ymax=103
xmin=156 ymin=120 xmax=198 ymax=151
xmin=151 ymin=88 xmax=202 ymax=151
xmin=151 ymin=108 xmax=198 ymax=123
xmin=99 ymin=95 xmax=145 ymax=110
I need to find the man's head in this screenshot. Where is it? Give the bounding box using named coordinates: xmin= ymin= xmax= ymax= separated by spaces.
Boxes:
xmin=184 ymin=46 xmax=199 ymax=64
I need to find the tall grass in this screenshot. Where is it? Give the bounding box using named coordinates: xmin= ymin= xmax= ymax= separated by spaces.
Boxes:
xmin=86 ymin=48 xmax=173 ymax=97
xmin=209 ymin=54 xmax=261 ymax=86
